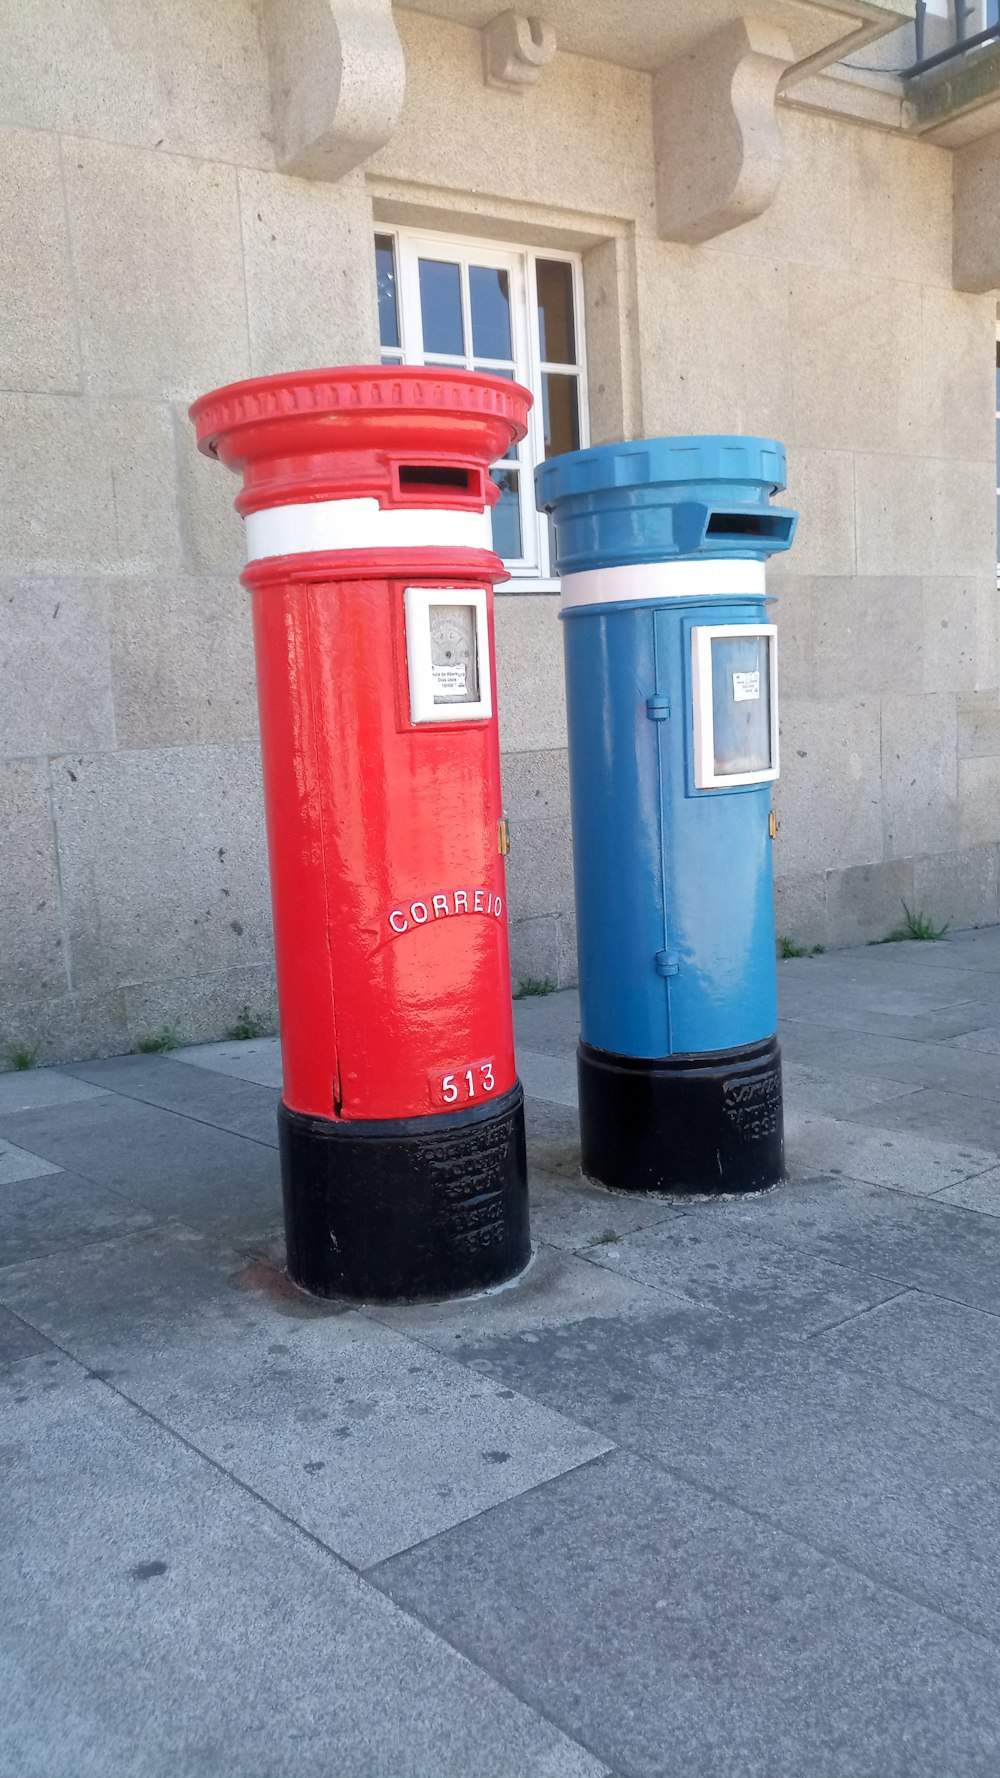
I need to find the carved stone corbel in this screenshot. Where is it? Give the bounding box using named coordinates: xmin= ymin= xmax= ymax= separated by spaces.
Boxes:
xmin=263 ymin=0 xmax=406 ymax=181
xmin=653 ymin=18 xmax=793 ymax=244
xmin=483 ymin=11 xmax=556 ymax=91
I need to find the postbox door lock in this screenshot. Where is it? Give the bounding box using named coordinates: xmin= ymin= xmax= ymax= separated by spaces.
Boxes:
xmin=498 ymin=818 xmax=511 ymax=856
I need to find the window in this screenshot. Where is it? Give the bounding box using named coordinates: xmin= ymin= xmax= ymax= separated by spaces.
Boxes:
xmin=375 ymin=226 xmax=588 ymax=588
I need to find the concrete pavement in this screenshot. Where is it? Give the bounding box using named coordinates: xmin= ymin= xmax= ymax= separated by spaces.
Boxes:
xmin=5 ymin=932 xmax=1000 ymax=1772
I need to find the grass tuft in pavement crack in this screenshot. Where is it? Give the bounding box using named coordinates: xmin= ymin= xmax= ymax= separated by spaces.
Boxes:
xmin=513 ymin=976 xmax=557 ymax=999
xmin=7 ymin=1043 xmax=40 ymax=1071
xmin=871 ymin=901 xmax=949 ymax=945
xmin=136 ymin=1023 xmax=180 ymax=1055
xmin=226 ymin=1003 xmax=269 ymax=1042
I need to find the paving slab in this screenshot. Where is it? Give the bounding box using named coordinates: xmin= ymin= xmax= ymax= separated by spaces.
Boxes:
xmin=785 ymin=1108 xmax=998 ymax=1194
xmin=527 ymin=1170 xmax=678 ymax=1251
xmin=64 ymin=1053 xmax=281 ymax=1147
xmin=517 ymin=1046 xmax=578 ymax=1107
xmin=0 ymin=1168 xmax=156 ymax=1267
xmin=724 ymin=1175 xmax=1000 ymax=1312
xmin=0 ymin=1304 xmax=52 ymax=1365
xmin=0 ymin=1227 xmax=611 ymax=1569
xmin=0 ymin=1070 xmax=109 ymax=1116
xmin=890 ymin=930 xmax=1000 ymax=971
xmin=949 ymin=1024 xmax=1000 ymax=1054
xmin=777 ymin=1022 xmax=1000 ymax=1103
xmin=375 ymin=1447 xmax=1000 ymax=1778
xmin=782 ymin=1061 xmax=919 ymax=1118
xmin=367 ymin=1243 xmax=680 ymax=1353
xmin=814 ymin=1289 xmax=1000 ymax=1426
xmin=934 ymin=1167 xmax=1000 ymax=1215
xmin=0 ymin=1353 xmax=607 ymax=1778
xmin=783 ymin=1002 xmax=1000 ymax=1043
xmin=524 ymin=1094 xmax=583 ymax=1178
xmin=0 ymin=1094 xmax=281 ymax=1242
xmin=170 ymin=1034 xmax=284 ymax=1088
xmin=584 ymin=1209 xmax=901 ymax=1338
xmin=778 ymin=966 xmax=988 ymax=1027
xmin=452 ymin=1300 xmax=1000 ymax=1644
xmin=848 ymin=1086 xmax=1000 ymax=1150
xmin=513 ymin=988 xmax=580 ymax=1057
xmin=0 ymin=1139 xmax=61 ymax=1186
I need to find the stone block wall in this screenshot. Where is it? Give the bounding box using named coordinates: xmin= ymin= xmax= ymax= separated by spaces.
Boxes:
xmin=1 ymin=1 xmax=998 ymax=1063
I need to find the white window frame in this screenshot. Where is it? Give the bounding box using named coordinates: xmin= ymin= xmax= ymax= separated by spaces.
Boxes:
xmin=376 ymin=224 xmax=589 ymax=592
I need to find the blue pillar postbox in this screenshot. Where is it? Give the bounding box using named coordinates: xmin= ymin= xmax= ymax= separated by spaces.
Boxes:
xmin=535 ymin=436 xmax=797 ymax=1196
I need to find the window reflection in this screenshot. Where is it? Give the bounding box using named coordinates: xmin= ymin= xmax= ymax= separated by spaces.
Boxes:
xmin=470 ymin=266 xmax=512 ymax=361
xmin=418 ymin=259 xmax=465 ymax=357
xmin=535 ymin=259 xmax=576 ymax=364
xmin=490 ymin=468 xmax=523 ymax=558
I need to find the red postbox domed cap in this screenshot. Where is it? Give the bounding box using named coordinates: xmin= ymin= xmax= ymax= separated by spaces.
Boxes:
xmin=189 ymin=365 xmax=532 ymax=518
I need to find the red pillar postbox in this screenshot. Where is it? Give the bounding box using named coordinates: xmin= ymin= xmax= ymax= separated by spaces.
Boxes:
xmin=189 ymin=368 xmax=532 ymax=1301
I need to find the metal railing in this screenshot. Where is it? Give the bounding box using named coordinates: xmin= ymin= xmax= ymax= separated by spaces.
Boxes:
xmin=909 ymin=0 xmax=1000 ymax=76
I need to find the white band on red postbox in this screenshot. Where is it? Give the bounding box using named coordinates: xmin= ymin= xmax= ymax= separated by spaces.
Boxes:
xmin=244 ymin=497 xmax=492 ymax=563
xmin=559 ymin=558 xmax=765 ymax=610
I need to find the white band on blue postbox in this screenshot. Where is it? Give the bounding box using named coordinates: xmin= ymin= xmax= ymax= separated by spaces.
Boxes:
xmin=559 ymin=558 xmax=766 ymax=610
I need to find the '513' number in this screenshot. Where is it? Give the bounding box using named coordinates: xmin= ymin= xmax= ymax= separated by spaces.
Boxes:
xmin=440 ymin=1061 xmax=495 ymax=1104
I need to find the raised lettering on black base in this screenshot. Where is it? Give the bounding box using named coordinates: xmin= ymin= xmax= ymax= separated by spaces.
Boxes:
xmin=578 ymin=1035 xmax=784 ymax=1196
xmin=278 ymin=1082 xmax=530 ymax=1301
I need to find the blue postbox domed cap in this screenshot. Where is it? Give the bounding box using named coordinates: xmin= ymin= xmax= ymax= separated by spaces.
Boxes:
xmin=535 ymin=434 xmax=797 ymax=575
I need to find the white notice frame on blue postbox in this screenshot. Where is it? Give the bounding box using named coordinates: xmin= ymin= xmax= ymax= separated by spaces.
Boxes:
xmin=691 ymin=623 xmax=779 ymax=790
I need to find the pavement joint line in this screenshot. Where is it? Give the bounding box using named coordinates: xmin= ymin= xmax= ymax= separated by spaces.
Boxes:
xmin=360 ymin=1456 xmax=622 ymax=1774
xmin=48 ymin=1063 xmax=282 ymax=1151
xmin=601 ymin=1437 xmax=1000 ymax=1662
xmin=2 ymin=1243 xmax=622 ymax=1606
xmin=369 ymin=1431 xmax=1000 ymax=1730
xmin=799 ymin=1286 xmax=913 ymax=1343
xmin=361 ymin=1446 xmax=617 ymax=1579
xmin=0 ymin=1216 xmax=178 ymax=1277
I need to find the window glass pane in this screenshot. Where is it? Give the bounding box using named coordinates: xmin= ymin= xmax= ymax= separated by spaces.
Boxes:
xmin=710 ymin=635 xmax=772 ymax=777
xmin=535 ymin=259 xmax=576 ymax=364
xmin=542 ymin=373 xmax=580 ymax=459
xmin=375 ymin=235 xmax=400 ymax=351
xmin=491 ymin=467 xmax=522 ymax=558
xmin=419 ymin=259 xmax=465 ymax=357
xmin=470 ymin=266 xmax=512 ymax=360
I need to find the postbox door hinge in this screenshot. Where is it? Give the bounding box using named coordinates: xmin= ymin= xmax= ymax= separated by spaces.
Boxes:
xmin=654 ymin=949 xmax=680 ymax=977
xmin=498 ymin=817 xmax=511 ymax=856
xmin=646 ymin=694 xmax=671 ymax=721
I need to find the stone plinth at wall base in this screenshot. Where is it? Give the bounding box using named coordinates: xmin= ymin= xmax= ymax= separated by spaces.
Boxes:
xmin=0 ymin=967 xmax=278 ymax=1073
xmin=775 ymin=847 xmax=1000 ymax=952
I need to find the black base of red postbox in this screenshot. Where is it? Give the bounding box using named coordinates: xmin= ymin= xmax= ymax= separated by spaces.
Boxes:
xmin=578 ymin=1033 xmax=784 ymax=1197
xmin=278 ymin=1083 xmax=530 ymax=1301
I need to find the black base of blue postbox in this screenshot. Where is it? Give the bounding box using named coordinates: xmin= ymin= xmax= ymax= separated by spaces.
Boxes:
xmin=578 ymin=1034 xmax=784 ymax=1196
xmin=277 ymin=1083 xmax=529 ymax=1301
